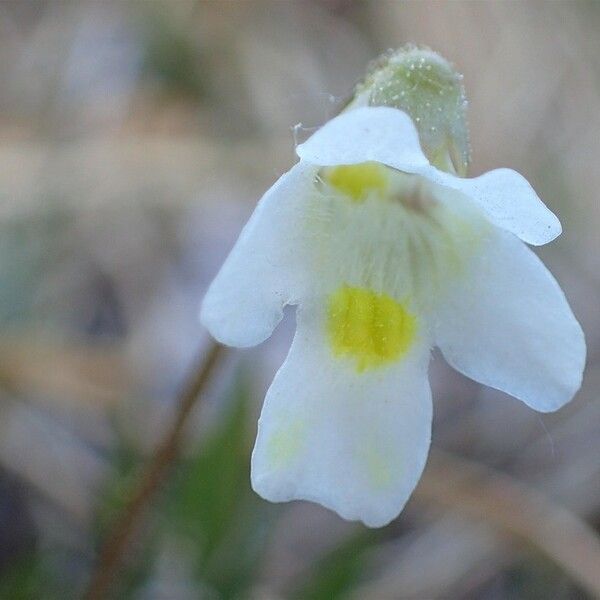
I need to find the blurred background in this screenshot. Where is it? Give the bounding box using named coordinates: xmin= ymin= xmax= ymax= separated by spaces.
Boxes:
xmin=0 ymin=1 xmax=598 ymax=598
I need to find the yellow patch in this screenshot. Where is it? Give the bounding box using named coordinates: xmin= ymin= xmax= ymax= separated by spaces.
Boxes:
xmin=327 ymin=285 xmax=417 ymax=372
xmin=323 ymin=162 xmax=389 ymax=202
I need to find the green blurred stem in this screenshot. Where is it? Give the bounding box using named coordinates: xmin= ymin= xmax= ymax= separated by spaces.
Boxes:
xmin=83 ymin=341 xmax=227 ymax=600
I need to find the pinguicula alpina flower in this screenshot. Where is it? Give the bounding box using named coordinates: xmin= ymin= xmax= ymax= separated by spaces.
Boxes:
xmin=200 ymin=47 xmax=586 ymax=527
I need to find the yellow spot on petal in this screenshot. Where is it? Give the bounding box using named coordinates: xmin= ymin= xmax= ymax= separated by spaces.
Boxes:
xmin=267 ymin=420 xmax=305 ymax=468
xmin=327 ymin=285 xmax=417 ymax=372
xmin=323 ymin=162 xmax=389 ymax=202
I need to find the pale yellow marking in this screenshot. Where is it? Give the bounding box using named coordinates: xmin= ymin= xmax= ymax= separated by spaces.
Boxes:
xmin=363 ymin=444 xmax=394 ymax=489
xmin=267 ymin=419 xmax=306 ymax=468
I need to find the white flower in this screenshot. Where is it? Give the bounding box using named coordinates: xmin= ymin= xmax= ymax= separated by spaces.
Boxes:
xmin=200 ymin=105 xmax=585 ymax=527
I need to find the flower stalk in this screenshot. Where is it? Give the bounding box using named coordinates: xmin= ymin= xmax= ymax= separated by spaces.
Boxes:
xmin=84 ymin=341 xmax=226 ymax=600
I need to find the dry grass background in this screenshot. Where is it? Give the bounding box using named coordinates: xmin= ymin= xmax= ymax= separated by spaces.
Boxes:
xmin=0 ymin=1 xmax=598 ymax=598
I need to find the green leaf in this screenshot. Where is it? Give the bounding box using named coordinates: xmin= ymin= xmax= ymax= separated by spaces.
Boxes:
xmin=0 ymin=553 xmax=48 ymax=600
xmin=169 ymin=374 xmax=250 ymax=557
xmin=166 ymin=370 xmax=274 ymax=598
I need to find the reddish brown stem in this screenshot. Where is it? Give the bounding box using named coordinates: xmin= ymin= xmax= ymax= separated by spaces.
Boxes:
xmin=84 ymin=341 xmax=226 ymax=600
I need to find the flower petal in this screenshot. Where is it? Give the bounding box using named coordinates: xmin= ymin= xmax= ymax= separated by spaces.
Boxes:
xmin=251 ymin=300 xmax=432 ymax=527
xmin=297 ymin=106 xmax=561 ymax=246
xmin=296 ymin=106 xmax=429 ymax=171
xmin=427 ymin=168 xmax=562 ymax=246
xmin=434 ymin=229 xmax=585 ymax=412
xmin=201 ymin=162 xmax=316 ymax=347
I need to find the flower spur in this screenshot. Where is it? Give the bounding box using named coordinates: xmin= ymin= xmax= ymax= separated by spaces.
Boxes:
xmin=200 ymin=48 xmax=585 ymax=527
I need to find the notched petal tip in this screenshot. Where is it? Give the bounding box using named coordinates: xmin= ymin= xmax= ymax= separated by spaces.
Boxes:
xmin=249 ymin=303 xmax=434 ymax=529
xmin=251 ymin=468 xmax=409 ymax=528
